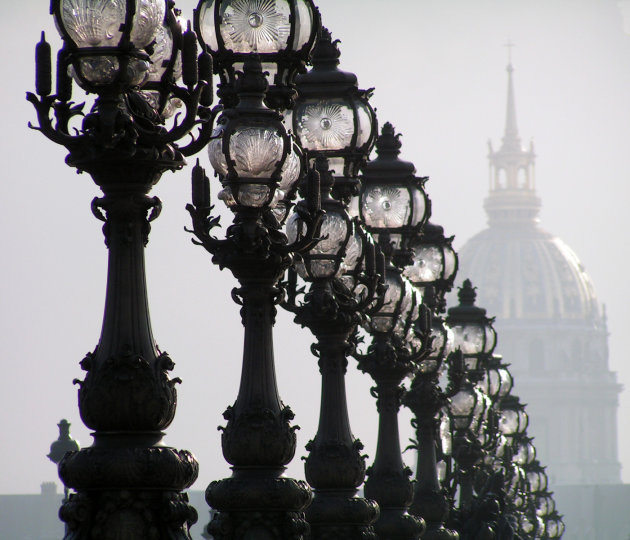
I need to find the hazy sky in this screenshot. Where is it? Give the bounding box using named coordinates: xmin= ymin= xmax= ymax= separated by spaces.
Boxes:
xmin=0 ymin=0 xmax=628 ymax=496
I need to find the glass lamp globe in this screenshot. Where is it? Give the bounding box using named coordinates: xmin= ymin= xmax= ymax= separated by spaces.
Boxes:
xmin=140 ymin=10 xmax=185 ymax=117
xmin=478 ymin=355 xmax=513 ymax=403
xmin=358 ymin=123 xmax=429 ymax=248
xmin=195 ymin=0 xmax=318 ymax=108
xmin=286 ymin=161 xmax=361 ymax=280
xmin=53 ymin=0 xmax=167 ymax=88
xmin=526 ymin=462 xmax=548 ymax=494
xmin=450 ymin=384 xmax=485 ymax=431
xmin=414 ymin=317 xmax=453 ymax=375
xmin=536 ymin=494 xmax=556 ymax=518
xmin=290 ymin=28 xmax=377 ymax=181
xmin=367 ymin=269 xmax=419 ymax=341
xmin=403 ymin=221 xmax=457 ymax=301
xmin=544 ymin=513 xmax=564 ymax=538
xmin=498 ymin=396 xmax=528 ymax=437
xmin=514 ymin=439 xmax=536 ymax=466
xmin=446 ymin=279 xmax=496 ymax=375
xmin=519 ymin=513 xmax=535 ymax=535
xmin=207 ymin=58 xmax=297 ymax=209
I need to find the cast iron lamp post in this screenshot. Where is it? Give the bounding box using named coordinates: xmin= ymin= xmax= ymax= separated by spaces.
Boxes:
xmin=403 ymin=289 xmax=462 ymax=540
xmin=28 ymin=1 xmax=213 ymax=537
xmin=283 ymin=156 xmax=383 ymax=540
xmin=290 ymin=27 xmax=378 ymax=187
xmin=186 ymin=56 xmax=323 ymax=540
xmin=379 ymin=143 xmax=460 ymax=539
xmin=352 ymin=122 xmax=432 ymax=540
xmin=282 ymin=28 xmax=384 ymax=536
xmin=444 ymin=280 xmax=501 ymax=538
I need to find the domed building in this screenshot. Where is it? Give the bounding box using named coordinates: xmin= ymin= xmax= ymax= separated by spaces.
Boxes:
xmin=455 ymin=62 xmax=622 ymax=486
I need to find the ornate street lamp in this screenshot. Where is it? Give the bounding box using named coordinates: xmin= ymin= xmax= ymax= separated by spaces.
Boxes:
xmin=28 ymin=1 xmax=212 ymax=537
xmin=446 ymin=280 xmax=497 ymax=376
xmin=356 ymin=122 xmax=430 ymax=262
xmin=350 ymin=123 xmax=431 ymax=540
xmin=478 ymin=355 xmax=513 ymax=405
xmin=290 ymin=28 xmax=378 ymax=187
xmin=403 ymin=325 xmax=461 ymax=539
xmin=186 ymin=57 xmax=323 ymax=540
xmin=195 ymin=0 xmax=319 ymax=109
xmin=543 ymin=511 xmax=565 ymax=539
xmin=283 ymin=156 xmax=384 ymax=540
xmin=403 ymin=222 xmax=458 ymax=313
xmin=356 ymin=271 xmax=426 ymax=540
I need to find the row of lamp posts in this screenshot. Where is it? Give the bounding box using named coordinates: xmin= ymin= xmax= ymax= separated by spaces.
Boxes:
xmin=31 ymin=0 xmax=564 ymax=539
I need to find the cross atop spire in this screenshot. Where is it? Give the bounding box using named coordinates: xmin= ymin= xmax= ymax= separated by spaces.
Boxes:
xmin=485 ymin=54 xmax=539 ymax=225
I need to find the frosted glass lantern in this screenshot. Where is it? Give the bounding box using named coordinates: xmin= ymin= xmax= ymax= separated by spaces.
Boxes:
xmin=499 ymin=408 xmax=528 ymax=438
xmin=195 ymin=0 xmax=318 ymax=108
xmin=367 ymin=271 xmax=419 ymax=340
xmin=403 ymin=222 xmax=458 ymax=301
xmin=414 ymin=317 xmax=453 ymax=374
xmin=291 ymin=28 xmax=377 ymax=179
xmin=358 ymin=123 xmax=429 ymax=241
xmin=208 ymin=121 xmax=290 ymax=208
xmin=514 ymin=439 xmax=536 ymax=466
xmin=53 ymin=0 xmax=166 ymax=88
xmin=526 ymin=463 xmax=548 ymax=494
xmin=446 ymin=279 xmax=496 ymax=376
xmin=287 ymin=207 xmax=356 ymax=280
xmin=450 ymin=385 xmax=485 ymax=431
xmin=536 ymin=494 xmax=555 ymax=518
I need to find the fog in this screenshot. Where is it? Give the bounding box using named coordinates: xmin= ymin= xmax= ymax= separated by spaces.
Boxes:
xmin=0 ymin=0 xmax=628 ymax=502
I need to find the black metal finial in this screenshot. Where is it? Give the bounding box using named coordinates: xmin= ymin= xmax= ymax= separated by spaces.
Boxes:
xmin=375 ymin=122 xmax=402 ymax=158
xmin=311 ymin=27 xmax=341 ymax=68
xmin=458 ymin=279 xmax=477 ymax=306
xmin=235 ymin=56 xmax=269 ymax=102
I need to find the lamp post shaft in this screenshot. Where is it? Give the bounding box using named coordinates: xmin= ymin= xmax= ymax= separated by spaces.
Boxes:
xmin=58 ymin=179 xmax=199 ymax=540
xmin=293 ymin=281 xmax=378 ymax=540
xmin=200 ymin=220 xmax=312 ymax=540
xmin=405 ymin=373 xmax=458 ymax=540
xmin=360 ymin=347 xmax=424 ymax=540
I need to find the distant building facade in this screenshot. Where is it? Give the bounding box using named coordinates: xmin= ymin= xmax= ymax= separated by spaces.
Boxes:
xmin=455 ymin=62 xmax=622 ymax=487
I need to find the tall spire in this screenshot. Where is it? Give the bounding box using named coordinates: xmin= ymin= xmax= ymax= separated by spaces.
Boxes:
xmin=502 ymin=62 xmax=521 ymax=151
xmin=485 ymin=52 xmax=539 ymax=226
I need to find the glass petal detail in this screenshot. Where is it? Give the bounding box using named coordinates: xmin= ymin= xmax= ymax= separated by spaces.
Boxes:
xmin=405 ymin=245 xmax=442 ymax=283
xmin=451 ymin=323 xmax=484 ymax=354
xmin=131 ymin=0 xmax=166 ymax=48
xmin=61 ymin=0 xmax=126 ymax=47
xmin=296 ymin=101 xmax=354 ymax=151
xmin=220 ymin=0 xmax=291 ymax=53
xmin=361 ymin=186 xmax=411 ymax=229
xmin=230 ymin=127 xmax=284 ymax=178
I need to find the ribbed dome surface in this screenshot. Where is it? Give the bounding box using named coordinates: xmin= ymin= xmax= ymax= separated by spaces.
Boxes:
xmin=457 ymin=220 xmax=600 ymax=321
